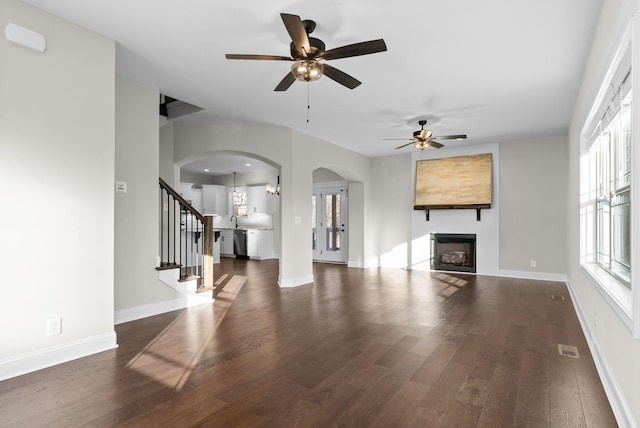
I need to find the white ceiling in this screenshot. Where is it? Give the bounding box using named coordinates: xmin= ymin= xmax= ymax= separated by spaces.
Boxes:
xmin=24 ymin=0 xmax=604 ymax=159
xmin=181 ymin=155 xmax=274 ymax=176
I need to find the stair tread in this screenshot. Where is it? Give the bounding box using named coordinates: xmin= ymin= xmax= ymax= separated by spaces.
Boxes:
xmin=156 ymin=264 xmax=183 ymax=271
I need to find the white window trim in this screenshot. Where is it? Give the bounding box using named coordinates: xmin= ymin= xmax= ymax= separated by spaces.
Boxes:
xmin=580 ymin=2 xmax=640 ymax=338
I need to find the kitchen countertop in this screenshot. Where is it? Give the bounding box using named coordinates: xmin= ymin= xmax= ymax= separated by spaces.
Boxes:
xmin=214 ymin=228 xmax=274 ymax=231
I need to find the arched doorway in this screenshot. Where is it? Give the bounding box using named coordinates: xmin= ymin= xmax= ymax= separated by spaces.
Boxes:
xmin=178 ymin=151 xmax=281 ymax=273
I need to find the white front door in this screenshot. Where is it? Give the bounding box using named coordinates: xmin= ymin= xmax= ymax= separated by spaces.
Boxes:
xmin=312 ymin=183 xmax=348 ymax=263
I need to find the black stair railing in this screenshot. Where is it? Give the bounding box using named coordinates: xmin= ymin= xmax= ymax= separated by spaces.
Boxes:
xmin=158 ymin=178 xmax=214 ymax=290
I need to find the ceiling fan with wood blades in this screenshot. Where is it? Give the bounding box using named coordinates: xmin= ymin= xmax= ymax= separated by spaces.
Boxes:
xmin=225 ymin=13 xmax=387 ymax=91
xmin=384 ymin=120 xmax=467 ymax=150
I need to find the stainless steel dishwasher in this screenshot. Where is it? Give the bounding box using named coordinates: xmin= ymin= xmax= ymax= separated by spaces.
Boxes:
xmin=233 ymin=229 xmax=249 ymax=259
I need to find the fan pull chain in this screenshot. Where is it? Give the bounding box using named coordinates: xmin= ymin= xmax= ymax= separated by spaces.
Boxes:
xmin=307 ymin=82 xmax=311 ymax=123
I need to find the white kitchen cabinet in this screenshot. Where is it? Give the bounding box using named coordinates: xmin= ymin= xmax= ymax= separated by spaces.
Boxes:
xmin=202 ymin=185 xmax=227 ymax=215
xmin=247 ymin=230 xmax=258 ymax=258
xmin=180 ymin=182 xmax=193 ymax=201
xmin=190 ymin=188 xmax=202 ymax=212
xmin=246 ymin=185 xmax=273 ymax=215
xmin=247 ymin=229 xmax=273 ymax=260
xmin=219 ymin=229 xmax=234 ymax=256
xmin=179 ymin=183 xmax=202 ymax=212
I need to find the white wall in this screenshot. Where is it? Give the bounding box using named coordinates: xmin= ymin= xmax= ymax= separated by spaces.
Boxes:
xmin=115 ymin=75 xmax=181 ymax=314
xmin=499 ymin=135 xmax=568 ymax=274
xmin=313 ymin=167 xmax=344 ymax=183
xmin=567 ymin=0 xmax=640 ymax=426
xmin=410 ymin=143 xmax=501 ymax=275
xmin=0 ymin=0 xmax=117 ymax=378
xmin=368 ymin=154 xmax=413 ymax=268
xmin=159 ymin=121 xmax=175 ymax=185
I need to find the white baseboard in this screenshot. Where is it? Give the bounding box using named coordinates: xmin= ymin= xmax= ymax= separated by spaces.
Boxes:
xmin=497 ymin=269 xmax=568 ymax=282
xmin=565 ymin=278 xmax=638 ymax=428
xmin=114 ymin=294 xmax=212 ymax=325
xmin=347 ymin=260 xmax=367 ymax=268
xmin=278 ymin=274 xmax=313 ymax=288
xmin=0 ymin=332 xmax=117 ymax=382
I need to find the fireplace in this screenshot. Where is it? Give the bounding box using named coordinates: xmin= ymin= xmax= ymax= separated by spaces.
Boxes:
xmin=431 ymin=233 xmax=476 ymax=273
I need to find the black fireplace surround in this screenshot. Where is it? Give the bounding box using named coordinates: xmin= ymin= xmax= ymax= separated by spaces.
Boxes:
xmin=430 ymin=233 xmax=476 ymax=273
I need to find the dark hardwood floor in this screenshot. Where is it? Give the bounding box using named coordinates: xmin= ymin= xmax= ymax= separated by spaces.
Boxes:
xmin=0 ymin=259 xmax=617 ymax=427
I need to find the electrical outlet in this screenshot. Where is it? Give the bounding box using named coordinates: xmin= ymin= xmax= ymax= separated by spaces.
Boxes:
xmin=530 ymin=260 xmax=537 ymax=268
xmin=47 ymin=318 xmax=61 ymax=336
xmin=594 ymin=312 xmax=598 ymax=329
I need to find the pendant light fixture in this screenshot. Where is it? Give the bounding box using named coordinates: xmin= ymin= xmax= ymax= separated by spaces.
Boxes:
xmin=233 ymin=171 xmax=237 ymax=195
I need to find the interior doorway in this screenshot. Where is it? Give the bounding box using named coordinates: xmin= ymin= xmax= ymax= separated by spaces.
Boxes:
xmin=312 ymin=181 xmax=348 ymax=263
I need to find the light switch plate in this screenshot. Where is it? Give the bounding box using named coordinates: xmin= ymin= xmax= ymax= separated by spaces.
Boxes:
xmin=115 ymin=181 xmax=127 ymax=193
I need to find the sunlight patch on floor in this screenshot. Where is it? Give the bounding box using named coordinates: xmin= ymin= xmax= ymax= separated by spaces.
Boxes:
xmin=432 ymin=272 xmax=470 ymax=301
xmin=126 ymin=274 xmax=247 ymax=390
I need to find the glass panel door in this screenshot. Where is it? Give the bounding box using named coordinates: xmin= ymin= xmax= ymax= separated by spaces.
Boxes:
xmin=312 ymin=184 xmax=347 ymax=263
xmin=312 ymin=194 xmax=317 ymax=254
xmin=324 ymin=192 xmax=341 ymax=254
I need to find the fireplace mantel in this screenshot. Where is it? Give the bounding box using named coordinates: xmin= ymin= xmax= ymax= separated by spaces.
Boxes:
xmin=415 ymin=204 xmax=490 ymax=221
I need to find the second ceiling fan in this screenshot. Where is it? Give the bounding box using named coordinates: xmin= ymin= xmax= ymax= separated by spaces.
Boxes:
xmin=225 ymin=13 xmax=387 ymax=91
xmin=386 ymin=120 xmax=467 ymax=150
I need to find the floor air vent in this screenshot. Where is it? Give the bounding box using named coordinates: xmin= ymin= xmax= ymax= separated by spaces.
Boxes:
xmin=551 ymin=295 xmax=565 ymax=301
xmin=558 ymin=344 xmax=579 ymax=358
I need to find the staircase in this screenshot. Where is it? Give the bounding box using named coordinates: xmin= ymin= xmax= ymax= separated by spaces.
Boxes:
xmin=157 ymin=177 xmax=216 ymax=298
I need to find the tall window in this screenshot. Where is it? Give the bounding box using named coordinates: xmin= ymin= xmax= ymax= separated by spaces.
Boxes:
xmin=591 ymin=76 xmax=632 ymax=286
xmin=233 ymin=190 xmax=247 ymax=216
xmin=580 ymin=20 xmax=636 ymax=334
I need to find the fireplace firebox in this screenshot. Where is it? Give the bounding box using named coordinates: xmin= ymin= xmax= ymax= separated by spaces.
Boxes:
xmin=431 ymin=233 xmax=476 ymax=273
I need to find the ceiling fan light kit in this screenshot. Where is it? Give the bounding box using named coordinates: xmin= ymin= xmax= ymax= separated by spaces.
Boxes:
xmin=225 ymin=13 xmax=387 ymax=91
xmin=385 ymin=120 xmax=467 ymax=151
xmin=291 ymin=60 xmax=324 ymax=82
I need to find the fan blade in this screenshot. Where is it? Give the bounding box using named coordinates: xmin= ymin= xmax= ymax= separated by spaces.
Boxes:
xmin=430 ymin=141 xmax=445 ymax=149
xmin=281 ymin=13 xmax=310 ymax=58
xmin=274 ymin=72 xmax=296 ymax=91
xmin=323 ymin=64 xmax=361 ymax=89
xmin=319 ymin=39 xmax=387 ymax=61
xmin=225 ymin=54 xmax=293 ymax=61
xmin=432 ymin=134 xmax=467 ymax=140
xmin=394 ymin=141 xmax=417 ymax=149
xmin=382 ymin=138 xmax=415 ymax=141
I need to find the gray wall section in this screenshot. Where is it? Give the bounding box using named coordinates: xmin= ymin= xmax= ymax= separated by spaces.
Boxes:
xmin=499 ymin=135 xmax=568 ymax=273
xmin=115 ymin=75 xmax=178 ymax=311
